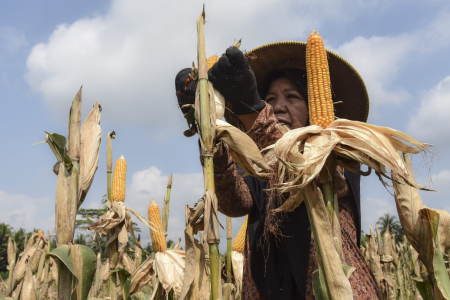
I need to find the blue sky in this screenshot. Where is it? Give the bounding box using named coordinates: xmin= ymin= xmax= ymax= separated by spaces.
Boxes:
xmin=1 ymin=0 xmax=449 ymax=252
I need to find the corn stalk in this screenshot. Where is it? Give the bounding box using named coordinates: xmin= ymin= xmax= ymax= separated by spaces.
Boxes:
xmin=162 ymin=174 xmax=173 ymax=233
xmin=196 ymin=7 xmax=221 ymax=299
xmin=226 ymin=217 xmax=232 ymax=282
xmin=54 ymin=87 xmax=82 ymax=300
xmin=106 ymin=131 xmax=118 ymax=300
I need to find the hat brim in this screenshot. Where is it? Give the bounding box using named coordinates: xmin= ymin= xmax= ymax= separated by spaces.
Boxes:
xmin=245 ymin=41 xmax=369 ymax=123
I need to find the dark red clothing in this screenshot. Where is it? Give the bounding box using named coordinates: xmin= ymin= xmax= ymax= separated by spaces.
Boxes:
xmin=214 ymin=103 xmax=379 ymax=299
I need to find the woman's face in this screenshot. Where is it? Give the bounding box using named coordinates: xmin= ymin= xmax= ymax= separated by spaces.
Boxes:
xmin=265 ymin=77 xmax=308 ymax=129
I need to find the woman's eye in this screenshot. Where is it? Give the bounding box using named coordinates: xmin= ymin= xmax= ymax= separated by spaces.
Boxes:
xmin=266 ymin=97 xmax=275 ymax=103
xmin=288 ymin=94 xmax=300 ymax=99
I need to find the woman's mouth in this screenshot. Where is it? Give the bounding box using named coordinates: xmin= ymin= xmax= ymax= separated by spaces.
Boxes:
xmin=276 ymin=118 xmax=291 ymax=128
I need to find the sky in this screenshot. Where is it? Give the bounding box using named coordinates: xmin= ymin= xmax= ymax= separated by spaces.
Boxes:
xmin=1 ymin=0 xmax=449 ymax=253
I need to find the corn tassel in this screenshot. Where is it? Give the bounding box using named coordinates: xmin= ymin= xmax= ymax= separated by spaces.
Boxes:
xmin=232 ymin=216 xmax=248 ymax=253
xmin=148 ymin=199 xmax=166 ymax=252
xmin=111 ymin=155 xmax=126 ymax=202
xmin=306 ymin=30 xmax=334 ymax=128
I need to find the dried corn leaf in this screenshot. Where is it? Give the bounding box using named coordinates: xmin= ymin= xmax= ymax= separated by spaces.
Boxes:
xmin=204 ymin=191 xmax=220 ymax=244
xmin=215 ymin=119 xmax=270 ymax=179
xmin=78 ymin=101 xmax=102 ymax=208
xmin=180 ymin=203 xmax=209 ymax=300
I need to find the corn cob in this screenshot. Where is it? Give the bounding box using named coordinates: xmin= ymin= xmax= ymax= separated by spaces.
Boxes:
xmin=232 ymin=216 xmax=248 ymax=253
xmin=111 ymin=155 xmax=127 ymax=202
xmin=148 ymin=198 xmax=166 ymax=252
xmin=38 ymin=230 xmax=44 ymax=238
xmin=207 ymin=55 xmax=219 ymax=70
xmin=306 ymin=30 xmax=334 ymax=128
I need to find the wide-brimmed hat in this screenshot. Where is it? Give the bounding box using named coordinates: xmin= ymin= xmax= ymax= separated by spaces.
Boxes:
xmin=225 ymin=41 xmax=369 ymax=126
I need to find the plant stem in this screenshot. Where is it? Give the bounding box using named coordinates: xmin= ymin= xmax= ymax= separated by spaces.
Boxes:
xmin=55 ymin=87 xmax=82 ymax=300
xmin=162 ymin=174 xmax=173 ymax=232
xmin=197 ymin=7 xmax=221 ymax=299
xmin=322 ymin=181 xmax=334 ymax=221
xmin=209 ymin=243 xmax=220 ymax=300
xmin=227 ymin=217 xmax=232 ymax=282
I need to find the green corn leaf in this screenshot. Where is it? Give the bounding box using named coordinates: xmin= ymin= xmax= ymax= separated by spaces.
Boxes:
xmin=111 ymin=268 xmax=131 ymax=300
xmin=45 ymin=132 xmax=72 ymax=167
xmin=47 ymin=244 xmax=97 ymax=300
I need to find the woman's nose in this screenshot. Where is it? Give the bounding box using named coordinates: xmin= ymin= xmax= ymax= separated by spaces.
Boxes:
xmin=271 ymin=97 xmax=288 ymax=114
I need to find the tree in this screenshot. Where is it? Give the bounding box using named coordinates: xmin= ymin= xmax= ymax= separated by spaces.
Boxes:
xmin=0 ymin=223 xmax=12 ymax=274
xmin=376 ymin=213 xmax=404 ymax=243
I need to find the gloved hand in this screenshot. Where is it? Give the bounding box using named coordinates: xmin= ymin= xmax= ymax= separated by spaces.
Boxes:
xmin=175 ymin=68 xmax=197 ymax=137
xmin=175 ymin=68 xmax=196 ymax=114
xmin=208 ymin=47 xmax=265 ymax=115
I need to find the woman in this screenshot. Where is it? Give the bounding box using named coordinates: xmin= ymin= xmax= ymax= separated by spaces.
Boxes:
xmin=175 ymin=42 xmax=378 ymax=299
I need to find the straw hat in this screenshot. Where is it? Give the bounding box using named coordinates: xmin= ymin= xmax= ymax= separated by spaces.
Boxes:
xmin=224 ymin=41 xmax=369 ymax=126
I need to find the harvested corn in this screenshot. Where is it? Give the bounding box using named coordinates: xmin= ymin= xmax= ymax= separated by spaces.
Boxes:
xmin=232 ymin=216 xmax=248 ymax=253
xmin=112 ymin=155 xmax=127 ymax=202
xmin=306 ymin=30 xmax=334 ymax=128
xmin=148 ymin=199 xmax=166 ymax=252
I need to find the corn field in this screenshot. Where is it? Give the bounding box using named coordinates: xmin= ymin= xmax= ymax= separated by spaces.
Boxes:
xmin=1 ymin=8 xmax=450 ymax=300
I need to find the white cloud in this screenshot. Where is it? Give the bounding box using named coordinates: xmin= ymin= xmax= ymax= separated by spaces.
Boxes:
xmin=0 ymin=27 xmax=28 ymax=53
xmin=407 ymin=76 xmax=450 ymax=151
xmin=331 ymin=35 xmax=415 ymax=109
xmin=0 ymin=190 xmax=54 ymax=233
xmin=25 ymin=0 xmax=394 ymax=136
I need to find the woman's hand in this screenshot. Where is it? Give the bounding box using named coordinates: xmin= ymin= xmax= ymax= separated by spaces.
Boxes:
xmin=208 ymin=47 xmax=265 ymax=115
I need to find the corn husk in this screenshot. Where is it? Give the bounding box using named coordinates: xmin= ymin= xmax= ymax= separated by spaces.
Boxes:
xmin=78 ymin=101 xmax=102 ymax=208
xmin=19 ymin=265 xmax=36 ymax=300
xmin=231 ymin=251 xmax=244 ymax=297
xmin=215 ymin=119 xmax=270 ymax=179
xmin=264 ymin=119 xmax=431 ymax=213
xmin=87 ymin=201 xmax=159 ymax=262
xmin=129 ymin=250 xmax=185 ymax=297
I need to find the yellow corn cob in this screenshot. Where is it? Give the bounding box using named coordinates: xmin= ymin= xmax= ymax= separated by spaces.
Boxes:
xmin=112 ymin=155 xmax=127 ymax=202
xmin=148 ymin=199 xmax=166 ymax=252
xmin=38 ymin=230 xmax=44 ymax=238
xmin=207 ymin=55 xmax=219 ymax=70
xmin=232 ymin=216 xmax=248 ymax=253
xmin=306 ymin=30 xmax=335 ymax=128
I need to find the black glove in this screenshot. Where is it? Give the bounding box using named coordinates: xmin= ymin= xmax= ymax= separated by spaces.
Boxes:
xmin=175 ymin=68 xmax=197 ymax=114
xmin=175 ymin=68 xmax=197 ymax=137
xmin=208 ymin=47 xmax=265 ymax=115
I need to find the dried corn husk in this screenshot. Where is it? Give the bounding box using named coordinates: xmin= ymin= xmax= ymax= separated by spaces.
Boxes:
xmin=19 ymin=265 xmax=36 ymax=300
xmin=78 ymin=101 xmax=102 ymax=208
xmin=231 ymin=250 xmax=244 ymax=297
xmin=154 ymin=250 xmax=185 ymax=295
xmin=129 ymin=250 xmax=185 ymax=297
xmin=216 ymin=119 xmax=270 ymax=179
xmin=264 ymin=119 xmax=431 ymax=213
